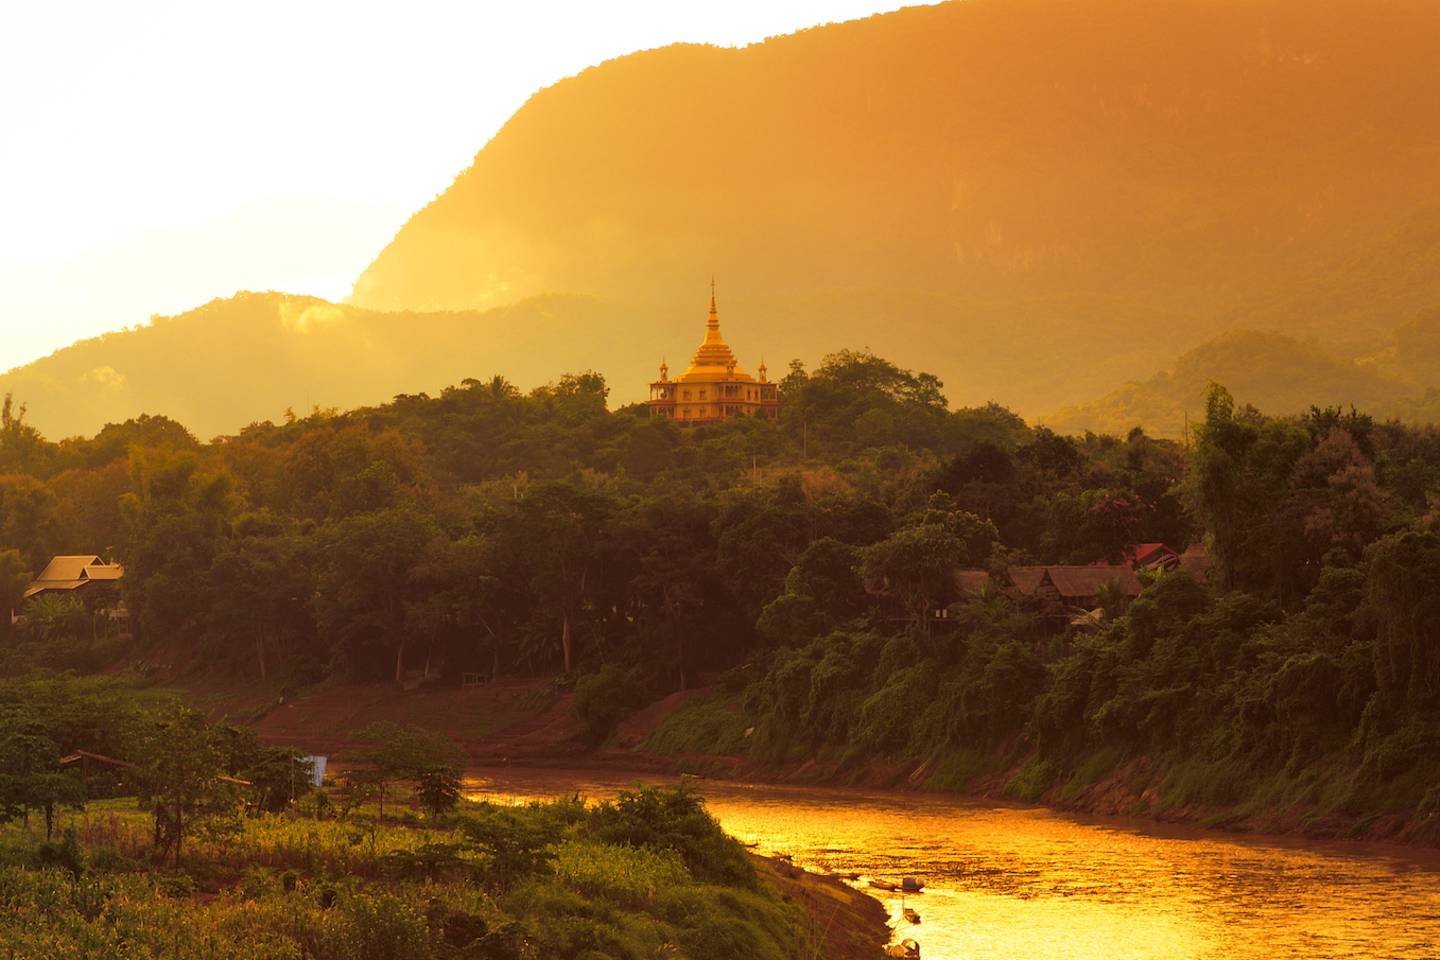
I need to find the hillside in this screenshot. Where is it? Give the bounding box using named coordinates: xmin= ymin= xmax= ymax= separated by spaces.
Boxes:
xmin=1043 ymin=306 xmax=1440 ymax=437
xmin=354 ymin=0 xmax=1440 ymax=414
xmin=0 ymin=292 xmax=642 ymax=439
xmin=1042 ymin=330 xmax=1409 ymax=438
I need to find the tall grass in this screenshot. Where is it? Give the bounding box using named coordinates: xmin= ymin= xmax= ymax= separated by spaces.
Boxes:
xmin=0 ymin=787 xmax=816 ymax=960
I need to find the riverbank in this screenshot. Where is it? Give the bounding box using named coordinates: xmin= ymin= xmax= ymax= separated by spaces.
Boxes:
xmin=194 ymin=675 xmax=1440 ymax=851
xmin=460 ymin=765 xmax=1440 ymax=960
xmin=752 ymin=853 xmax=891 ymax=960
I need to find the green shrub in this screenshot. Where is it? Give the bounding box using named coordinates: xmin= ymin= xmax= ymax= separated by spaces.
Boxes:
xmin=329 ymin=891 xmax=430 ymax=960
xmin=572 ymin=665 xmax=646 ymax=744
xmin=1004 ymin=754 xmax=1058 ymax=801
xmin=587 ymin=784 xmax=753 ymax=888
xmin=642 ymin=694 xmax=751 ymax=756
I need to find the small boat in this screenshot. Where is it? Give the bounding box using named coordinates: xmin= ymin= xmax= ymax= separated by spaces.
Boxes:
xmin=903 ymin=907 xmax=921 ymax=924
xmin=869 ymin=879 xmax=899 ymax=891
xmin=885 ymin=938 xmax=921 ymax=958
xmin=900 ymin=876 xmax=926 ymax=893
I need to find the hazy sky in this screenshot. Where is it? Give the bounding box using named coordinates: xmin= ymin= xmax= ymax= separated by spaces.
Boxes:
xmin=0 ymin=0 xmax=919 ymax=372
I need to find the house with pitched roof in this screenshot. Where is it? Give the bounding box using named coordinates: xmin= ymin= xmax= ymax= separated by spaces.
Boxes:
xmin=1006 ymin=564 xmax=1142 ymax=612
xmin=25 ymin=555 xmax=127 ymax=618
xmin=955 ymin=542 xmax=1211 ymax=631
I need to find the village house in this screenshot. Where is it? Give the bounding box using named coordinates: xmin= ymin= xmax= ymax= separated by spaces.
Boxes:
xmin=25 ymin=555 xmax=127 ymax=619
xmin=952 ymin=543 xmax=1209 ymax=627
xmin=1005 ymin=564 xmax=1142 ymax=620
xmin=1125 ymin=542 xmax=1179 ymax=570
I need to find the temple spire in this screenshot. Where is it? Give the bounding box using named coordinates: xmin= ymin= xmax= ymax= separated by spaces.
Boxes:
xmin=708 ymin=275 xmax=718 ymax=329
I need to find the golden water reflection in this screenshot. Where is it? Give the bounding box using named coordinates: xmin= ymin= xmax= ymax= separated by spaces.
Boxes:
xmin=465 ymin=770 xmax=1440 ymax=960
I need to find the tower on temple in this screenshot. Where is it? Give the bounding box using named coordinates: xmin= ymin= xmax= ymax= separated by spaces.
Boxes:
xmin=648 ymin=280 xmax=779 ymax=424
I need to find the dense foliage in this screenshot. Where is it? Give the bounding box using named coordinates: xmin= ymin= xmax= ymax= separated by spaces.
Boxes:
xmin=0 ymin=677 xmax=812 ymax=959
xmin=653 ymin=386 xmax=1440 ymax=828
xmin=4 ymin=352 xmax=1440 ymax=829
xmin=0 ymin=352 xmax=1188 ymax=690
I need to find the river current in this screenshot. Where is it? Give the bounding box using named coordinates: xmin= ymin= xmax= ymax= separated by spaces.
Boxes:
xmin=464 ymin=768 xmax=1440 ymax=959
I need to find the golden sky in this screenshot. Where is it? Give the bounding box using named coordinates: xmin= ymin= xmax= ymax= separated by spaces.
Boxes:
xmin=0 ymin=0 xmax=920 ymax=372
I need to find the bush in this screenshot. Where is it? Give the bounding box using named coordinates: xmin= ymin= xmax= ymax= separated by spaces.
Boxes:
xmin=571 ymin=665 xmax=645 ymax=744
xmin=330 ymin=891 xmax=430 ymax=960
xmin=641 ymin=694 xmax=751 ymax=756
xmin=1004 ymin=754 xmax=1058 ymax=802
xmin=587 ymin=784 xmax=753 ymax=888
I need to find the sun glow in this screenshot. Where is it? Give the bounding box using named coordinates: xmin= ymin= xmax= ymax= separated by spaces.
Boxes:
xmin=0 ymin=0 xmax=925 ymax=371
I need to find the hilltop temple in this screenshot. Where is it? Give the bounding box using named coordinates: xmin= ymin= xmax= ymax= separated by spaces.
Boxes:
xmin=648 ymin=281 xmax=779 ymax=424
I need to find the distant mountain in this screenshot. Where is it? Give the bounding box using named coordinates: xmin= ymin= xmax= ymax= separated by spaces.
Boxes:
xmin=1043 ymin=319 xmax=1440 ymax=438
xmin=353 ymin=0 xmax=1440 ymax=415
xmin=0 ymin=293 xmax=647 ymax=439
xmin=1042 ymin=331 xmax=1393 ymax=437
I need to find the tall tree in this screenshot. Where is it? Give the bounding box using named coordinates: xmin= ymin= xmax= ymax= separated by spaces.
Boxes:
xmin=861 ymin=493 xmax=997 ymax=634
xmin=0 ymin=549 xmax=30 ymax=645
xmin=507 ymin=482 xmax=612 ymax=675
xmin=315 ymin=507 xmax=440 ymax=683
xmin=131 ymin=704 xmax=235 ymax=866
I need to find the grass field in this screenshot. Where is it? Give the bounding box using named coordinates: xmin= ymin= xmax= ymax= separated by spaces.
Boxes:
xmin=0 ymin=783 xmax=855 ymax=960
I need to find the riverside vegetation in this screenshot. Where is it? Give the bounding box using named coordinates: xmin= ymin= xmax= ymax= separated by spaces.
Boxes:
xmin=1 ymin=350 xmax=1439 ymax=841
xmin=0 ymin=675 xmax=819 ymax=960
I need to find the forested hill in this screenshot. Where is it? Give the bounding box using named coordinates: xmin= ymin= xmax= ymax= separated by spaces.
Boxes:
xmin=0 ymin=292 xmax=641 ymax=440
xmin=3 ymin=350 xmax=1440 ymax=840
xmin=1043 ymin=321 xmax=1440 ymax=439
xmin=353 ymin=0 xmax=1440 ymax=415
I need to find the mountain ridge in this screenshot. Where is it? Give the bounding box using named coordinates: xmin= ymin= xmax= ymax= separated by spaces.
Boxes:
xmin=350 ymin=0 xmax=1440 ymax=412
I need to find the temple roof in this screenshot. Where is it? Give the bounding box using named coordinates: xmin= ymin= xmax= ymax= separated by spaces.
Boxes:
xmin=678 ymin=280 xmax=754 ymax=383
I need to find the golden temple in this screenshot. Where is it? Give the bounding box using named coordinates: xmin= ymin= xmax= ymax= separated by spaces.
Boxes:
xmin=647 ymin=280 xmax=779 ymax=424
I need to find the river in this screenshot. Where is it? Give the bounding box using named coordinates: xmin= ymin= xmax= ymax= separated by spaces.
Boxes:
xmin=463 ymin=768 xmax=1440 ymax=960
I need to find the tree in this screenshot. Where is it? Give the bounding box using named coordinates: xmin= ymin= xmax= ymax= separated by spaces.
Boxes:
xmin=351 ymin=722 xmax=466 ymax=821
xmin=0 ymin=726 xmax=82 ymax=839
xmin=618 ymin=495 xmax=730 ymax=690
xmin=0 ymin=476 xmax=62 ymax=571
xmin=1365 ymin=530 xmax=1440 ymax=711
xmin=26 ymin=594 xmax=88 ymax=643
xmin=227 ymin=728 xmax=315 ymax=812
xmin=861 ymin=494 xmax=997 ymax=634
xmin=131 ymin=704 xmax=237 ymax=865
xmin=208 ymin=520 xmax=316 ymax=681
xmin=415 ymin=767 xmax=463 ymax=819
xmin=315 ymin=507 xmax=440 ymax=682
xmin=0 ymin=394 xmax=49 ymax=475
xmin=507 ymin=483 xmax=612 ymax=675
xmin=1184 ymin=384 xmax=1311 ymax=598
xmin=0 ymin=549 xmax=29 ymax=645
xmin=406 ymin=534 xmax=499 ymax=682
xmin=119 ymin=450 xmax=236 ymax=643
xmin=758 ymin=538 xmax=863 ymax=645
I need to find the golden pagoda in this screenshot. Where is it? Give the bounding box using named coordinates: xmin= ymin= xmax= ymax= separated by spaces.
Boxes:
xmin=648 ymin=280 xmax=779 ymax=424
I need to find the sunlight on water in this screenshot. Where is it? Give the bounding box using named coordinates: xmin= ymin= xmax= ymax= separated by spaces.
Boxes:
xmin=465 ymin=770 xmax=1440 ymax=960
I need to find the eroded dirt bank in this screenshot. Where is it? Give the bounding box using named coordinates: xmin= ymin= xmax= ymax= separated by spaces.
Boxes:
xmin=197 ymin=677 xmax=1440 ymax=850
